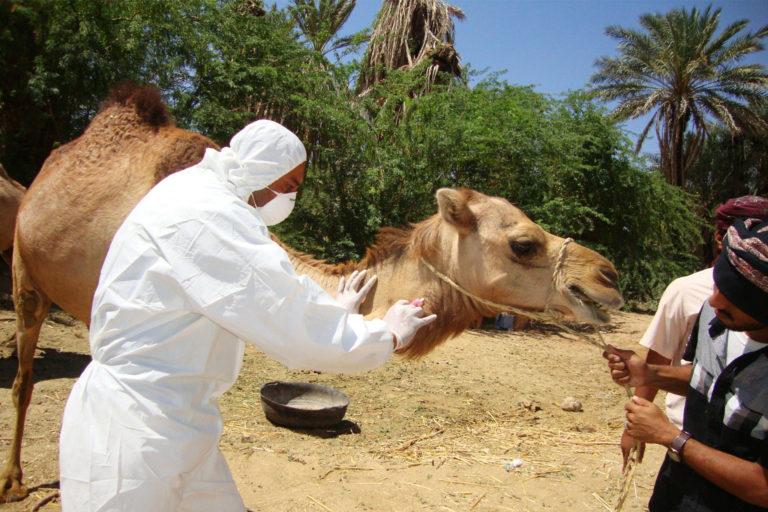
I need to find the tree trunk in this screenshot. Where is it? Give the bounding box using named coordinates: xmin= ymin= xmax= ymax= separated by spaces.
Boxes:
xmin=659 ymin=108 xmax=690 ymax=188
xmin=671 ymin=117 xmax=684 ymax=187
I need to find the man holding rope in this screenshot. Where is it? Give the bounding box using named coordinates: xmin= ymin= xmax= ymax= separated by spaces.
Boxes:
xmin=618 ymin=196 xmax=768 ymax=468
xmin=605 ymin=218 xmax=768 ymax=511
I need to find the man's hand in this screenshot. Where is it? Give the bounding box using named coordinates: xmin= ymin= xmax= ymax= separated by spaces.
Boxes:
xmin=620 ymin=428 xmax=645 ymax=471
xmin=336 ymin=270 xmax=377 ymax=314
xmin=602 ymin=344 xmax=650 ymax=387
xmin=625 ymin=396 xmax=679 ymax=447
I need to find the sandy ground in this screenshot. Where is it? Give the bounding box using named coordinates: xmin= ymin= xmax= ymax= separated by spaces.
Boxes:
xmin=0 ymin=308 xmax=667 ymax=512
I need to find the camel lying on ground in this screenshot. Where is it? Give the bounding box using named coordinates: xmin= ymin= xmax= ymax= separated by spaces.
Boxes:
xmin=0 ymin=164 xmax=25 ymax=264
xmin=1 ymin=84 xmax=623 ymax=502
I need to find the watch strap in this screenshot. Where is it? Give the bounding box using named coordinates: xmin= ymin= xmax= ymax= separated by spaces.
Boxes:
xmin=668 ymin=430 xmax=692 ymax=463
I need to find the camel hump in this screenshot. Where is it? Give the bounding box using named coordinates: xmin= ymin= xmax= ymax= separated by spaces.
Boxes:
xmin=100 ymin=82 xmax=171 ymax=128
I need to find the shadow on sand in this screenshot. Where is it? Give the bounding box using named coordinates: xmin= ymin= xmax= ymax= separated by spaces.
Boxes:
xmin=267 ymin=419 xmax=362 ymax=439
xmin=473 ymin=319 xmax=622 ymax=343
xmin=0 ymin=348 xmax=91 ymax=388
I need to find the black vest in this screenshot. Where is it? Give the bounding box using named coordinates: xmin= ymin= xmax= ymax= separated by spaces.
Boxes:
xmin=649 ymin=304 xmax=768 ymax=512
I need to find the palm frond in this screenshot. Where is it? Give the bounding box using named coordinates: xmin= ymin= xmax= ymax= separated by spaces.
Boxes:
xmin=291 ymin=0 xmax=357 ymax=54
xmin=704 ymin=18 xmax=749 ymax=57
xmin=357 ymin=0 xmax=464 ymax=94
xmin=635 ymin=111 xmax=661 ymax=152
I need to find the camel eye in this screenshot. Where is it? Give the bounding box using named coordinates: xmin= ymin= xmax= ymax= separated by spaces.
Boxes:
xmin=509 ymin=239 xmax=537 ymax=258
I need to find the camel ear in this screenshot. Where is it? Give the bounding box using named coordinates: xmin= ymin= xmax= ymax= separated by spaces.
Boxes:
xmin=436 ymin=188 xmax=476 ymax=233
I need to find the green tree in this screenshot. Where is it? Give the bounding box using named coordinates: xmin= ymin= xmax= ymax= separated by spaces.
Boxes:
xmin=279 ymin=68 xmax=702 ymax=306
xmin=0 ymin=0 xmax=705 ymax=307
xmin=686 ymin=112 xmax=768 ymax=212
xmin=289 ymin=0 xmax=366 ymax=57
xmin=591 ymin=5 xmax=768 ymax=187
xmin=387 ymin=83 xmax=702 ymax=306
xmin=178 ymin=2 xmax=311 ymax=140
xmin=0 ymin=0 xmax=210 ymax=184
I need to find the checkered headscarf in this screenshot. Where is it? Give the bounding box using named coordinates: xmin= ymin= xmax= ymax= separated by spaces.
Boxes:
xmin=713 ymin=219 xmax=768 ymax=325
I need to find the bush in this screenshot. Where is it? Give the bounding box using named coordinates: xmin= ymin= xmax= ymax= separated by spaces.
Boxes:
xmin=0 ymin=1 xmax=704 ymax=307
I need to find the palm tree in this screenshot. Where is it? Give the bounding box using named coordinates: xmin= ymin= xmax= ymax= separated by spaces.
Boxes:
xmin=686 ymin=109 xmax=768 ymax=209
xmin=591 ymin=5 xmax=768 ymax=187
xmin=290 ymin=0 xmax=362 ymax=56
xmin=356 ymin=0 xmax=464 ymax=95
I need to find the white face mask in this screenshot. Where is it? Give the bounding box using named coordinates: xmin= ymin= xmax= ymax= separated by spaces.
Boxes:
xmin=255 ymin=188 xmax=297 ymax=226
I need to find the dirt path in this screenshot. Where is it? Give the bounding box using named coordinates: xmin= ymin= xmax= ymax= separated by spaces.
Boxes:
xmin=0 ymin=310 xmax=665 ymax=511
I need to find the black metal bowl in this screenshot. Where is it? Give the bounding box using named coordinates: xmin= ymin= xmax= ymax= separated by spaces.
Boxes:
xmin=260 ymin=381 xmax=350 ymax=429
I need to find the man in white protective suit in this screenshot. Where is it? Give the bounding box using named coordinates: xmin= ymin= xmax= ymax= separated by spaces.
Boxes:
xmin=59 ymin=119 xmax=437 ymax=511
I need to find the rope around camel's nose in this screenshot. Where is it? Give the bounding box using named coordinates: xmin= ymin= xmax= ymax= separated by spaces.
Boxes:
xmin=419 ymin=237 xmax=639 ymax=512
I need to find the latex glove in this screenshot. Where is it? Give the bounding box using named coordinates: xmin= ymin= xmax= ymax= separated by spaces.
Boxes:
xmin=336 ymin=269 xmax=377 ymax=314
xmin=383 ymin=298 xmax=437 ymax=351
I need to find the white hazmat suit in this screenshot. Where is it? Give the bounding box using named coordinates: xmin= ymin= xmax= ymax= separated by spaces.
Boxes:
xmin=59 ymin=120 xmax=398 ymax=511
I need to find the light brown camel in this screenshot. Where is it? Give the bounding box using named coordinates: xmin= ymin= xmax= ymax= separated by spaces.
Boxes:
xmin=283 ymin=188 xmax=623 ymax=357
xmin=0 ymin=84 xmax=623 ymax=502
xmin=0 ymin=164 xmax=25 ymax=264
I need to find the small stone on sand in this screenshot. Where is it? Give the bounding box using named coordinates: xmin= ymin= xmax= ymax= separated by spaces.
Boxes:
xmin=561 ymin=396 xmax=583 ymax=412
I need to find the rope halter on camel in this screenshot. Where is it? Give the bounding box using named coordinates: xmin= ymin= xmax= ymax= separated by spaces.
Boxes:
xmin=418 ymin=237 xmax=573 ymax=325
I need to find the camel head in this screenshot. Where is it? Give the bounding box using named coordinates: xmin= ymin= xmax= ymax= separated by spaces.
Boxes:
xmin=416 ymin=188 xmax=623 ymax=325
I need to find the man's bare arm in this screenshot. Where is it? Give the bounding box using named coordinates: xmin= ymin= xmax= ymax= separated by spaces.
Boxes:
xmin=646 ymin=363 xmax=692 ymax=396
xmin=682 ymin=439 xmax=768 ymax=506
xmin=627 ymin=396 xmax=768 ymax=507
xmin=634 ymin=349 xmax=672 ymax=400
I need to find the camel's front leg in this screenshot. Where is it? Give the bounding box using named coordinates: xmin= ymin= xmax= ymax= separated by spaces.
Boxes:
xmin=1 ymin=255 xmax=50 ymax=503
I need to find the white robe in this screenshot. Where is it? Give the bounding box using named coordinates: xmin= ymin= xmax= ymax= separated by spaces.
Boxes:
xmin=59 ymin=164 xmax=393 ymax=511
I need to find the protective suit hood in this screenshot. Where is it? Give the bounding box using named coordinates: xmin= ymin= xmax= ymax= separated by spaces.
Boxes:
xmin=198 ymin=119 xmax=307 ymax=201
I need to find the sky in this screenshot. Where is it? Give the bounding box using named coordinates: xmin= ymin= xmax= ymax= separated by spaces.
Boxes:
xmin=270 ymin=0 xmax=768 ymax=155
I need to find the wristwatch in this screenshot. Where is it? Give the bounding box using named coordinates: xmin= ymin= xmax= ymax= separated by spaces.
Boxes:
xmin=668 ymin=430 xmax=692 ymax=463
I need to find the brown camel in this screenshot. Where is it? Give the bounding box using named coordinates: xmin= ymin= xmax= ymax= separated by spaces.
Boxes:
xmin=283 ymin=188 xmax=623 ymax=357
xmin=0 ymin=164 xmax=25 ymax=264
xmin=0 ymin=84 xmax=623 ymax=502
